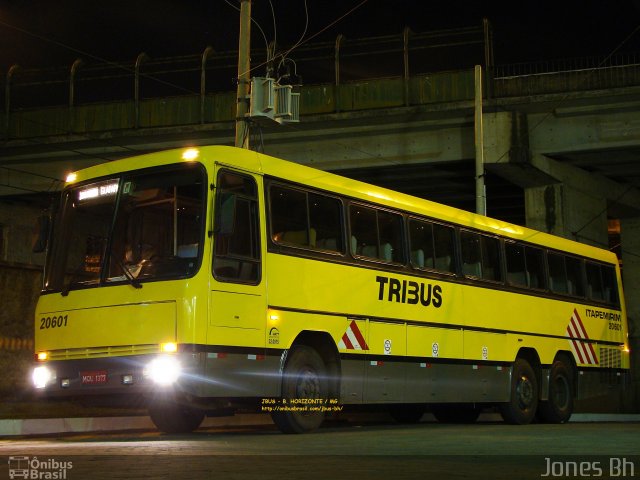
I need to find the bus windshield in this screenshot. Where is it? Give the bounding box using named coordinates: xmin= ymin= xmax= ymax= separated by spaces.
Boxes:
xmin=44 ymin=164 xmax=205 ymax=293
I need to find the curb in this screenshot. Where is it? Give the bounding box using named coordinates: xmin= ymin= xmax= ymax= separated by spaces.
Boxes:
xmin=0 ymin=414 xmax=273 ymax=437
xmin=0 ymin=413 xmax=638 ymax=437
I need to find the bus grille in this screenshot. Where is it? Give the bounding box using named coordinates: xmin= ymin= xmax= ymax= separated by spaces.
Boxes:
xmin=47 ymin=344 xmax=161 ymax=360
xmin=599 ymin=346 xmax=622 ymax=368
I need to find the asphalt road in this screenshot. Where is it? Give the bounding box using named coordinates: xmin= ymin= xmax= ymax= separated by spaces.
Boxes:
xmin=1 ymin=418 xmax=639 ymax=480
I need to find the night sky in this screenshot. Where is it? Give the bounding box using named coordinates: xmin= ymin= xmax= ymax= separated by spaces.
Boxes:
xmin=1 ymin=0 xmax=640 ymax=71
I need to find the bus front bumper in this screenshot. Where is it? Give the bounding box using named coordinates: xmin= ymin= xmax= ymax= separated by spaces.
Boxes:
xmin=31 ymin=353 xmax=200 ymax=399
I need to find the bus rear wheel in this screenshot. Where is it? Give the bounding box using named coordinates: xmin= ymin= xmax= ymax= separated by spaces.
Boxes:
xmin=537 ymin=360 xmax=574 ymax=423
xmin=500 ymin=358 xmax=538 ymax=425
xmin=271 ymin=346 xmax=328 ymax=434
xmin=148 ymin=399 xmax=205 ymax=434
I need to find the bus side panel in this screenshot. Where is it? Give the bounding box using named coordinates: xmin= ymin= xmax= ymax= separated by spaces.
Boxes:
xmin=199 ymin=350 xmax=281 ymax=398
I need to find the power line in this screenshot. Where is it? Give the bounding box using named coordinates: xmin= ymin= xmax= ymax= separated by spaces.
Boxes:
xmin=0 ymin=0 xmax=372 ymax=192
xmin=0 ymin=18 xmax=194 ymax=190
xmin=0 ymin=19 xmax=196 ymax=96
xmin=277 ymin=0 xmax=309 ymax=72
xmin=241 ymin=0 xmax=370 ymax=78
xmin=222 ymin=0 xmax=270 ymax=54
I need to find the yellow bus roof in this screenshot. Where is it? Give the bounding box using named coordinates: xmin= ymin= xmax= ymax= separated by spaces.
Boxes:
xmin=65 ymin=145 xmax=617 ymax=265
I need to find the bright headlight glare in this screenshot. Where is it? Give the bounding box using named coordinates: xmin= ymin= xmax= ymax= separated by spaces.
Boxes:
xmin=144 ymin=355 xmax=181 ymax=386
xmin=32 ymin=366 xmax=54 ymax=389
xmin=161 ymin=342 xmax=178 ymax=353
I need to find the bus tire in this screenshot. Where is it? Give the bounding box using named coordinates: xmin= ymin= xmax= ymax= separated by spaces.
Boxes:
xmin=148 ymin=400 xmax=205 ymax=434
xmin=431 ymin=404 xmax=481 ymax=424
xmin=272 ymin=346 xmax=328 ymax=434
xmin=389 ymin=404 xmax=425 ymax=423
xmin=500 ymin=358 xmax=538 ymax=425
xmin=537 ymin=360 xmax=574 ymax=424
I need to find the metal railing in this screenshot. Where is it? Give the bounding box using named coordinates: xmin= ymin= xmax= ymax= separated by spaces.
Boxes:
xmin=493 ymin=53 xmax=640 ymax=97
xmin=1 ymin=25 xmax=639 ymax=140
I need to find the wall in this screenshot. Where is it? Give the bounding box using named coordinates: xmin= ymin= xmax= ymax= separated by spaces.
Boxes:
xmin=0 ymin=200 xmax=45 ymax=398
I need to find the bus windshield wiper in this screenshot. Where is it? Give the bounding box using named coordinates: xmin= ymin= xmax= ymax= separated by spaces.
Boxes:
xmin=61 ymin=262 xmax=97 ymax=297
xmin=114 ymin=257 xmax=143 ymax=289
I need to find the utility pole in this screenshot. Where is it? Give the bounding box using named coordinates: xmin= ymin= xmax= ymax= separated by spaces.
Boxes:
xmin=235 ymin=0 xmax=251 ymax=148
xmin=474 ymin=64 xmax=486 ymax=216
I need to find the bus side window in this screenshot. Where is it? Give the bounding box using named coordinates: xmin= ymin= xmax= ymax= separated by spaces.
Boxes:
xmin=270 ymin=186 xmax=310 ymax=247
xmin=586 ymin=262 xmax=604 ymax=301
xmin=506 ymin=242 xmax=546 ymax=289
xmin=460 ymin=231 xmax=482 ymax=278
xmin=270 ymin=185 xmax=344 ymax=253
xmin=378 ymin=210 xmax=404 ymax=263
xmin=525 ymin=246 xmax=546 ymax=289
xmin=408 ymin=219 xmax=435 ymax=270
xmin=350 ymin=205 xmax=404 ymax=263
xmin=433 ymin=223 xmax=455 ymax=273
xmin=586 ymin=261 xmax=618 ymax=303
xmin=600 ymin=264 xmax=619 ymax=305
xmin=565 ymin=256 xmax=585 ymax=297
xmin=505 ymin=242 xmax=526 ymax=286
xmin=350 ymin=205 xmax=377 ymax=258
xmin=460 ymin=231 xmax=502 ymax=281
xmin=548 ymin=252 xmax=569 ymax=294
xmin=481 ymin=235 xmax=502 ymax=281
xmin=309 ymin=192 xmax=343 ymax=253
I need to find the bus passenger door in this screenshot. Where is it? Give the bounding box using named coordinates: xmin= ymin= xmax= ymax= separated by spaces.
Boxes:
xmin=209 ymin=168 xmax=266 ymax=350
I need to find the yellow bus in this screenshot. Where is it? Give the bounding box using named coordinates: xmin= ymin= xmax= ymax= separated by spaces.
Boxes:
xmin=32 ymin=145 xmax=630 ymax=433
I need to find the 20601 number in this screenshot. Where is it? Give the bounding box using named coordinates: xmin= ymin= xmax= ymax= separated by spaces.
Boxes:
xmin=40 ymin=315 xmax=68 ymax=330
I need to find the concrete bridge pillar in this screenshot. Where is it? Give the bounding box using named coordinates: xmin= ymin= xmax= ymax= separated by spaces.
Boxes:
xmin=524 ymin=183 xmax=608 ymax=247
xmin=620 ymin=217 xmax=640 ymax=411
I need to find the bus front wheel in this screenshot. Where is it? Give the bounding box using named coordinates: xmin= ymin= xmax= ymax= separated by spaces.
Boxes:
xmin=500 ymin=358 xmax=538 ymax=425
xmin=148 ymin=399 xmax=205 ymax=434
xmin=537 ymin=360 xmax=574 ymax=423
xmin=271 ymin=346 xmax=328 ymax=434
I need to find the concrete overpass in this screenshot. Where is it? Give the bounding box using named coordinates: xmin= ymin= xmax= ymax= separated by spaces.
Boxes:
xmin=1 ymin=33 xmax=640 ymax=408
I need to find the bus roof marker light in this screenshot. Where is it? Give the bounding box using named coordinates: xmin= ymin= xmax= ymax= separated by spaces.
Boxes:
xmin=36 ymin=352 xmax=48 ymax=361
xmin=182 ymin=148 xmax=199 ymax=161
xmin=65 ymin=172 xmax=77 ymax=183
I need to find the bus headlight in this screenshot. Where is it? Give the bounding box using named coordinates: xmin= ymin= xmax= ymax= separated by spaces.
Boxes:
xmin=144 ymin=355 xmax=181 ymax=386
xmin=32 ymin=366 xmax=54 ymax=389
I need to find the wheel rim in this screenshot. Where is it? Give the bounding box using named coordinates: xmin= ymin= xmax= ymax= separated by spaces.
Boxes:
xmin=296 ymin=367 xmax=320 ymax=399
xmin=516 ymin=374 xmax=534 ymax=410
xmin=552 ymin=375 xmax=570 ymax=410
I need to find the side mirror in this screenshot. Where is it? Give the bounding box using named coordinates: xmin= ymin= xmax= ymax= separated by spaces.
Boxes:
xmin=216 ymin=192 xmax=236 ymax=236
xmin=32 ymin=214 xmax=50 ymax=253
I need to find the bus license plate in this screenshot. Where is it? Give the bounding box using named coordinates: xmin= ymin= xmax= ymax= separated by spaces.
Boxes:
xmin=81 ymin=370 xmax=108 ymax=385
